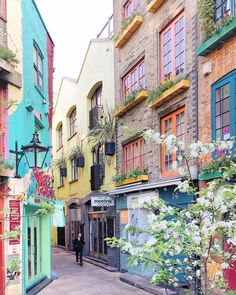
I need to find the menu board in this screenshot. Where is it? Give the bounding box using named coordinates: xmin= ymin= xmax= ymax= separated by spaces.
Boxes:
xmin=9 ymin=200 xmax=20 ymax=245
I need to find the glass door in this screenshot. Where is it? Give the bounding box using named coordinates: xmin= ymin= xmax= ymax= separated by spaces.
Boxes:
xmin=27 ymin=216 xmax=41 ymax=285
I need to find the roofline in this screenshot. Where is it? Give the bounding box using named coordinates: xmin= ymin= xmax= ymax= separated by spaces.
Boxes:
xmin=32 ymin=0 xmax=55 ymax=46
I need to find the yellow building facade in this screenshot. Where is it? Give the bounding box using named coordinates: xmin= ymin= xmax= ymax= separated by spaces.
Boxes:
xmin=52 ymin=35 xmax=116 ymax=266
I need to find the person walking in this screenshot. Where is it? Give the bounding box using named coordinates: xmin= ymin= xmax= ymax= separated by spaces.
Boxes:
xmin=73 ymin=233 xmax=85 ymax=266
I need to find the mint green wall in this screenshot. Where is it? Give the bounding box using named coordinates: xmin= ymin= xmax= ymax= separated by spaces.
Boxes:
xmin=9 ymin=0 xmax=51 ymax=177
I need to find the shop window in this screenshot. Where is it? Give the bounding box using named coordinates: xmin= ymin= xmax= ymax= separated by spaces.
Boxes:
xmin=160 ymin=12 xmax=185 ymax=81
xmin=215 ymin=0 xmax=235 ymax=22
xmin=33 ymin=43 xmax=44 ymax=92
xmin=212 ymin=70 xmax=236 ymax=141
xmin=123 ymin=0 xmax=141 ymax=18
xmin=161 ymin=107 xmax=185 ymax=177
xmin=123 ymin=138 xmax=145 ymax=172
xmin=69 ymin=108 xmax=77 ymax=137
xmin=122 ymin=60 xmax=145 ymax=99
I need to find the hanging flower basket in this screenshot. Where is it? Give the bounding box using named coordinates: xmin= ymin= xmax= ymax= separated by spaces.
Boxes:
xmin=60 ymin=168 xmax=67 ymax=177
xmin=76 ymin=155 xmax=85 ymax=168
xmin=105 ymin=142 xmax=115 ymax=156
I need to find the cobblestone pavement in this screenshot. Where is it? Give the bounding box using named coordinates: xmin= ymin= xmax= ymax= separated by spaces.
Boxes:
xmin=39 ymin=248 xmax=150 ymax=295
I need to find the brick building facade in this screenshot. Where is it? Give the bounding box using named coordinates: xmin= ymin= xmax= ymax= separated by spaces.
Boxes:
xmin=110 ymin=0 xmax=198 ymax=281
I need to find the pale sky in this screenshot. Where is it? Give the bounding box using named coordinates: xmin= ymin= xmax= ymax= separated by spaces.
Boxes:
xmin=35 ymin=0 xmax=113 ymax=93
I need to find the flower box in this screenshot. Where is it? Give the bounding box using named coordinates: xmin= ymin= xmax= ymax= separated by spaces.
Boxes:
xmin=146 ymin=0 xmax=165 ymax=13
xmin=148 ymin=80 xmax=190 ymax=109
xmin=115 ymin=15 xmax=143 ymax=49
xmin=198 ymin=171 xmax=221 ymax=181
xmin=115 ymin=174 xmax=149 ymax=187
xmin=114 ymin=90 xmax=148 ymax=117
xmin=197 ymin=19 xmax=236 ymax=56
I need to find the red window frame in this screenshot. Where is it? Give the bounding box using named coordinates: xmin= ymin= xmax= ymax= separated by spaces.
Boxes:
xmin=0 ymin=0 xmax=6 ymax=20
xmin=123 ymin=138 xmax=144 ymax=172
xmin=122 ymin=60 xmax=145 ymax=99
xmin=123 ymin=0 xmax=141 ymax=18
xmin=160 ymin=12 xmax=185 ymax=81
xmin=161 ymin=107 xmax=185 ymax=177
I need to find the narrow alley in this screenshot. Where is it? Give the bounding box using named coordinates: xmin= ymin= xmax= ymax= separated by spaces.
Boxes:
xmin=38 ymin=248 xmax=150 ymax=295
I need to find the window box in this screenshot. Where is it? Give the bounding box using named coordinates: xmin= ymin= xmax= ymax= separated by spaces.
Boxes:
xmin=198 ymin=171 xmax=221 ymax=181
xmin=114 ymin=90 xmax=148 ymax=117
xmin=148 ymin=80 xmax=190 ymax=109
xmin=115 ymin=174 xmax=149 ymax=187
xmin=197 ymin=18 xmax=236 ymax=56
xmin=146 ymin=0 xmax=165 ymax=13
xmin=115 ymin=15 xmax=143 ymax=49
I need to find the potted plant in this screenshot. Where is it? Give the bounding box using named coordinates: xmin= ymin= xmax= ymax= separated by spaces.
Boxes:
xmin=88 ymin=110 xmax=116 ymax=156
xmin=0 ymin=154 xmax=12 ymax=176
xmin=68 ymin=144 xmax=85 ymax=168
xmin=53 ymin=155 xmax=67 ymax=177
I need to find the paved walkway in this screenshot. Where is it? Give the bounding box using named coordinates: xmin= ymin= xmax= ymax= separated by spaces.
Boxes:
xmin=39 ymin=248 xmax=150 ymax=295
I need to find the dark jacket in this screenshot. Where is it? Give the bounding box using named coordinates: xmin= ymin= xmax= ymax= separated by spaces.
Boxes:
xmin=73 ymin=238 xmax=85 ymax=251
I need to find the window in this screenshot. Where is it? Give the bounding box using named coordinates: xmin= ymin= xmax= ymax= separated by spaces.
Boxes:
xmin=123 ymin=138 xmax=145 ymax=172
xmin=58 ymin=125 xmax=63 ymax=149
xmin=212 ymin=71 xmax=236 ymax=141
xmin=123 ymin=0 xmax=140 ymax=18
xmin=71 ymin=157 xmax=78 ymax=181
xmin=161 ymin=108 xmax=185 ymax=177
xmin=59 ymin=174 xmax=64 ymax=187
xmin=33 ymin=44 xmax=43 ymax=92
xmin=0 ymin=0 xmax=6 ymax=19
xmin=69 ymin=108 xmax=77 ymax=137
xmin=93 ymin=146 xmax=105 ymax=183
xmin=160 ymin=13 xmax=185 ymax=81
xmin=122 ymin=60 xmax=145 ymax=98
xmin=215 ymin=0 xmax=236 ymax=22
xmin=91 ymin=86 xmax=102 ymax=108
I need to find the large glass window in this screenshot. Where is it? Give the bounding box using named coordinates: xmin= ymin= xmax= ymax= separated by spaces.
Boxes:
xmin=215 ymin=0 xmax=235 ymax=22
xmin=161 ymin=108 xmax=185 ymax=177
xmin=122 ymin=60 xmax=146 ymax=99
xmin=160 ymin=13 xmax=185 ymax=81
xmin=212 ymin=71 xmax=236 ymax=140
xmin=33 ymin=44 xmax=44 ymax=92
xmin=123 ymin=138 xmax=145 ymax=172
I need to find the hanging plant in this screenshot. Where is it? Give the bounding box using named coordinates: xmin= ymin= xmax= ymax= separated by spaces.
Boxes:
xmin=68 ymin=144 xmax=85 ymax=168
xmin=53 ymin=155 xmax=67 ymax=177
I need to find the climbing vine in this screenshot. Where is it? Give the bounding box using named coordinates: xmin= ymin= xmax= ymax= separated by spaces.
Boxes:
xmin=199 ymin=0 xmax=217 ymax=41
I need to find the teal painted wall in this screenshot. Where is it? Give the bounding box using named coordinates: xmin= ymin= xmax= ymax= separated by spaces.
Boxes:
xmin=9 ymin=0 xmax=51 ymax=177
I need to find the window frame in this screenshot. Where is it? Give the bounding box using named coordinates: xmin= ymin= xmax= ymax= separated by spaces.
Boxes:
xmin=214 ymin=0 xmax=236 ymax=22
xmin=123 ymin=0 xmax=141 ymax=18
xmin=58 ymin=125 xmax=63 ymax=149
xmin=0 ymin=0 xmax=6 ymax=20
xmin=123 ymin=138 xmax=145 ymax=173
xmin=122 ymin=59 xmax=146 ymax=99
xmin=211 ymin=70 xmax=236 ymax=141
xmin=71 ymin=157 xmax=78 ymax=182
xmin=33 ymin=43 xmax=44 ymax=93
xmin=69 ymin=108 xmax=77 ymax=138
xmin=161 ymin=107 xmax=186 ymax=177
xmin=160 ymin=12 xmax=185 ymax=81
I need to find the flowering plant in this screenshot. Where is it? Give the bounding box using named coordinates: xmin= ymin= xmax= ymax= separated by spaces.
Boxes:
xmin=106 ymin=130 xmax=236 ymax=295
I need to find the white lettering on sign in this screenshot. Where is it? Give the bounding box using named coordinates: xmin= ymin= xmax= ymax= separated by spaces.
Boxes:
xmin=91 ymin=196 xmax=114 ymax=207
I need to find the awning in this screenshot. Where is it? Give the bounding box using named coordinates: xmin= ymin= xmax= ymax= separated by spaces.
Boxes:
xmin=108 ymin=178 xmax=182 ymax=196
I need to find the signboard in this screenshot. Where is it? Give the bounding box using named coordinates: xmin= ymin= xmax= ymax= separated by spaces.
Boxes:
xmin=9 ymin=200 xmax=20 ymax=245
xmin=91 ymin=196 xmax=114 ymax=207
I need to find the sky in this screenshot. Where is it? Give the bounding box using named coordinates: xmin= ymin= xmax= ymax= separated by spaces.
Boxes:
xmin=35 ymin=0 xmax=113 ymax=93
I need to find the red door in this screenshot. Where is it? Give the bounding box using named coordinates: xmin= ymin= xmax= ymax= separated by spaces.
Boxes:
xmin=224 ymin=242 xmax=236 ymax=290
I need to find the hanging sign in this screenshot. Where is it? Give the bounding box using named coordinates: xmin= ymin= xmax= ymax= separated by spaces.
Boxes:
xmin=91 ymin=196 xmax=114 ymax=207
xmin=9 ymin=200 xmax=20 ymax=245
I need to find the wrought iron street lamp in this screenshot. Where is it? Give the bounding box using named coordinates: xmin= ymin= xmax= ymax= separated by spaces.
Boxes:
xmin=10 ymin=130 xmax=50 ymax=178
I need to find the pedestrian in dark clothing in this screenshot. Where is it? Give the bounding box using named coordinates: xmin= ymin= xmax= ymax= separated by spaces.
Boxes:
xmin=73 ymin=233 xmax=85 ymax=266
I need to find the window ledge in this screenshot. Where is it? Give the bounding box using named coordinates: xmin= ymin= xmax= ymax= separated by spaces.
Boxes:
xmin=57 ymin=185 xmax=64 ymax=189
xmin=146 ymin=0 xmax=165 ymax=13
xmin=115 ymin=15 xmax=143 ymax=49
xmin=115 ymin=174 xmax=149 ymax=187
xmin=34 ymin=85 xmax=46 ymax=100
xmin=56 ymin=146 xmax=63 ymax=152
xmin=69 ymin=179 xmax=78 ymax=184
xmin=197 ymin=19 xmax=236 ymax=56
xmin=114 ymin=90 xmax=148 ymax=117
xmin=198 ymin=171 xmax=221 ymax=181
xmin=68 ymin=132 xmax=77 ymax=141
xmin=148 ymin=79 xmax=190 ymax=109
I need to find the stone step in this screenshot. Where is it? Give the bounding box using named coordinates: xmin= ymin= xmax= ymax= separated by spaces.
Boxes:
xmin=26 ymin=278 xmax=53 ymax=295
xmin=84 ymin=256 xmax=118 ymax=272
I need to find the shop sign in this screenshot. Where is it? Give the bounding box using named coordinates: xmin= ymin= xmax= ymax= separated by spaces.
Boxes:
xmin=9 ymin=200 xmax=20 ymax=245
xmin=91 ymin=196 xmax=114 ymax=207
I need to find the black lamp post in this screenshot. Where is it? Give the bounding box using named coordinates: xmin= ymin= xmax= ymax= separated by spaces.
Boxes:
xmin=10 ymin=130 xmax=50 ymax=178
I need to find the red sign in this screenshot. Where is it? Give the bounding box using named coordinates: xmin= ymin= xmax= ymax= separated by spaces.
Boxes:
xmin=9 ymin=200 xmax=20 ymax=245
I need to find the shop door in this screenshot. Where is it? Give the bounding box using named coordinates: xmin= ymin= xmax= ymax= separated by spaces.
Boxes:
xmin=26 ymin=216 xmax=42 ymax=286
